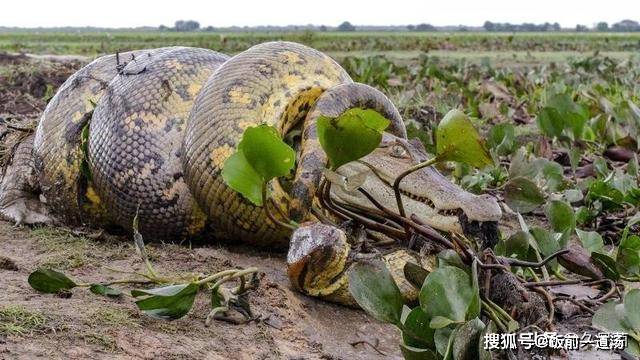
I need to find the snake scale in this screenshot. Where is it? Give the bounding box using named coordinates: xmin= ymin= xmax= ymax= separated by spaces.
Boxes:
xmin=10 ymin=41 xmax=502 ymax=305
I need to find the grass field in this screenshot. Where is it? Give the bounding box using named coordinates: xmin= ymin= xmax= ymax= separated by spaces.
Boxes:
xmin=1 ymin=30 xmax=640 ymax=56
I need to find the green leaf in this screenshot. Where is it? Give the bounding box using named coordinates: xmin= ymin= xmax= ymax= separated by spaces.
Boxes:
xmin=478 ymin=321 xmax=496 ymax=360
xmin=452 ymin=318 xmax=485 ymax=360
xmin=420 ymin=266 xmax=474 ymax=325
xmin=436 ymin=110 xmax=492 ymax=169
xmin=467 ymin=261 xmax=481 ymax=320
xmin=500 ymin=231 xmax=531 ymax=259
xmin=211 ymin=287 xmax=224 ymax=308
xmin=317 ymin=108 xmax=390 ymax=170
xmin=239 ymin=124 xmax=296 ymax=180
xmin=591 ymin=252 xmax=620 ymax=281
xmin=434 ymin=326 xmax=455 ymax=357
xmin=542 ymin=92 xmax=590 ymax=140
xmin=400 ymin=344 xmax=439 ymax=360
xmin=618 ymin=235 xmax=640 ymax=277
xmin=623 ymin=289 xmax=640 ymax=331
xmin=222 ymin=150 xmax=264 ymax=205
xmin=540 ymin=160 xmax=565 ymax=192
xmin=28 ymin=269 xmax=77 ymax=293
xmin=544 ymin=200 xmax=576 ymax=233
xmin=403 ymin=307 xmax=436 ymax=349
xmin=222 ymin=124 xmax=296 ymax=206
xmin=593 ymin=301 xmax=627 ymax=333
xmin=487 ymin=123 xmax=516 ymax=155
xmin=587 ymin=179 xmax=625 ymax=210
xmin=430 ymin=316 xmax=460 ymax=329
xmin=437 ymin=250 xmax=467 ymax=271
xmin=133 ymin=283 xmax=199 ymax=320
xmin=89 ymin=284 xmax=122 ymax=297
xmin=529 ymin=227 xmax=561 ymax=271
xmin=576 ymin=229 xmax=604 ymax=255
xmin=347 ymin=259 xmax=404 ymax=325
xmin=504 ymin=177 xmax=545 ymax=213
xmin=536 ymin=107 xmax=564 ymax=138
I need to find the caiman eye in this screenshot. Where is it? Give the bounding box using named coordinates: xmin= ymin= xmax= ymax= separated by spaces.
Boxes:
xmin=390 ymin=145 xmax=407 ymax=158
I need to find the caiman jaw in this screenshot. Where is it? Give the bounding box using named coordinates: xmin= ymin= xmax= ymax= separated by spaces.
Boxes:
xmin=329 ymin=134 xmax=502 ymax=247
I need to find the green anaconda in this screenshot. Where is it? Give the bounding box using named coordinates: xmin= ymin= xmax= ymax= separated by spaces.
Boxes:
xmin=0 ymin=41 xmax=502 ymax=305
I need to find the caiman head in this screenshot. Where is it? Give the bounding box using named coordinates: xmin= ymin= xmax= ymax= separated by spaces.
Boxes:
xmin=331 ymin=134 xmax=502 ymax=248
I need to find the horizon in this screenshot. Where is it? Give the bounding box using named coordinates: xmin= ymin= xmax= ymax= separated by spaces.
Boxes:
xmin=2 ymin=0 xmax=638 ymax=29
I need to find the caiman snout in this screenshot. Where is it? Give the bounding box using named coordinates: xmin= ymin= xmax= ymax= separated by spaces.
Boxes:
xmin=331 ymin=135 xmax=502 ymax=245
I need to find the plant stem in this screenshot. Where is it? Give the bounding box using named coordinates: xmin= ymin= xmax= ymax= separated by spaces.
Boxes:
xmin=393 ymin=157 xmax=439 ymax=219
xmin=482 ymin=300 xmax=508 ymax=333
xmin=262 ymin=182 xmax=296 ymax=231
xmin=196 ymin=267 xmax=258 ymax=286
xmin=484 ymin=298 xmax=517 ymax=327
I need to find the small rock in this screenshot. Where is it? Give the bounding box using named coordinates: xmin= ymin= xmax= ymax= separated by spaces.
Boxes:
xmin=604 ymin=146 xmax=635 ymax=162
xmin=0 ymin=256 xmax=18 ymax=271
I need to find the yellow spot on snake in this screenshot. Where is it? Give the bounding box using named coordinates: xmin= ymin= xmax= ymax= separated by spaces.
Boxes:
xmin=229 ymin=89 xmax=251 ymax=104
xmin=237 ymin=121 xmax=256 ymax=130
xmin=85 ymin=185 xmax=102 ymax=207
xmin=187 ymin=83 xmax=202 ymax=98
xmin=210 ymin=145 xmax=234 ymax=167
xmin=164 ymin=59 xmax=183 ymax=70
xmin=282 ymin=51 xmax=302 ymax=64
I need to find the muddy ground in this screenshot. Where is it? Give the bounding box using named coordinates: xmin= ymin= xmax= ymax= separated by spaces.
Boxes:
xmin=0 ymin=221 xmax=401 ymax=359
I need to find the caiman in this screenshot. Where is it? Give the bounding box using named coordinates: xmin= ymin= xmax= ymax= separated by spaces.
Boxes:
xmin=0 ymin=42 xmax=502 ymax=305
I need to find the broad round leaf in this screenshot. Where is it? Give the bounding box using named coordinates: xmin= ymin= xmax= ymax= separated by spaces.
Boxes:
xmin=504 ymin=177 xmax=545 ymax=213
xmin=623 ymin=289 xmax=640 ymax=331
xmin=347 ymin=259 xmax=404 ymax=325
xmin=618 ymin=235 xmax=640 ymax=277
xmin=576 ymin=229 xmax=604 ymax=255
xmin=452 ymin=318 xmax=485 ymax=360
xmin=222 ymin=150 xmax=263 ymax=206
xmin=593 ymin=301 xmax=627 ymax=333
xmin=545 ymin=200 xmax=576 ymax=234
xmin=499 ymin=231 xmax=531 ymax=259
xmin=317 ymin=108 xmax=390 ymax=170
xmin=28 ymin=269 xmax=77 ymax=293
xmin=487 ymin=123 xmax=516 ymax=155
xmin=400 ymin=344 xmax=439 ymax=360
xmin=434 ymin=326 xmax=455 ymax=357
xmin=133 ymin=283 xmax=199 ymax=321
xmin=436 ymin=110 xmax=492 ymax=169
xmin=239 ymin=124 xmax=296 ymax=180
xmin=529 ymin=227 xmax=561 ymax=271
xmin=402 ymin=307 xmax=435 ymax=349
xmin=590 ymin=252 xmax=620 ymax=281
xmin=419 ymin=266 xmax=474 ymax=325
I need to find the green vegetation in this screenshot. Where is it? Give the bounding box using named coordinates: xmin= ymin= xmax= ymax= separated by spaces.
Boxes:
xmin=0 ymin=305 xmax=47 ymax=336
xmin=2 ymin=31 xmax=640 ymax=56
xmin=27 ymin=218 xmax=259 ymax=324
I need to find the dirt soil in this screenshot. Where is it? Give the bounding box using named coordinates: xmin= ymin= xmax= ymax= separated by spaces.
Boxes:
xmin=0 ymin=221 xmax=401 ymax=359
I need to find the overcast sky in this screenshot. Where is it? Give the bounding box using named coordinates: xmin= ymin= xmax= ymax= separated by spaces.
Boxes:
xmin=2 ymin=0 xmax=638 ymax=28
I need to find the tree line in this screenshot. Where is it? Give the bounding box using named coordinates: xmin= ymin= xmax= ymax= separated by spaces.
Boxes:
xmin=159 ymin=19 xmax=640 ymax=32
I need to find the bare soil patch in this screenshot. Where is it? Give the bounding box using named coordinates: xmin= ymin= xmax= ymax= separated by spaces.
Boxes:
xmin=0 ymin=221 xmax=401 ymax=359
